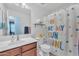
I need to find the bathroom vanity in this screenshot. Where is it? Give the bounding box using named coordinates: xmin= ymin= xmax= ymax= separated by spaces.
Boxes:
xmin=0 ymin=38 xmax=37 ymax=56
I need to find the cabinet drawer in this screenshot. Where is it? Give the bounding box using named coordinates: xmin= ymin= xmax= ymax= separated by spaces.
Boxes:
xmin=22 ymin=48 xmax=37 ymax=56
xmin=8 ymin=48 xmax=21 ymax=56
xmin=0 ymin=48 xmax=21 ymax=56
xmin=22 ymin=42 xmax=37 ymax=52
xmin=0 ymin=51 xmax=10 ymax=56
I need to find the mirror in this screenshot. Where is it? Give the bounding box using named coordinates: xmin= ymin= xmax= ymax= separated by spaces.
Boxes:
xmin=0 ymin=3 xmax=31 ymax=36
xmin=0 ymin=8 xmax=3 ymax=36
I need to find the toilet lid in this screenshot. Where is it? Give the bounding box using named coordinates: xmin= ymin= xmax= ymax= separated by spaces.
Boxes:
xmin=40 ymin=44 xmax=50 ymax=49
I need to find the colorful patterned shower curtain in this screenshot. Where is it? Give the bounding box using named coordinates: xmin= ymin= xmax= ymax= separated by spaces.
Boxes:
xmin=47 ymin=9 xmax=67 ymax=56
xmin=47 ymin=5 xmax=79 ymax=56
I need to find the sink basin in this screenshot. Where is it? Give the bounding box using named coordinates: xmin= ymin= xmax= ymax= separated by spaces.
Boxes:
xmin=0 ymin=40 xmax=24 ymax=48
xmin=0 ymin=41 xmax=11 ymax=48
xmin=9 ymin=40 xmax=25 ymax=45
xmin=0 ymin=37 xmax=36 ymax=49
xmin=0 ymin=37 xmax=37 ymax=52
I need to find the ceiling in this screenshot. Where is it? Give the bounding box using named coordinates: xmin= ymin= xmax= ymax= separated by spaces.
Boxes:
xmin=3 ymin=3 xmax=30 ymax=14
xmin=4 ymin=3 xmax=78 ymax=20
xmin=26 ymin=3 xmax=77 ymax=13
xmin=26 ymin=3 xmax=78 ymax=20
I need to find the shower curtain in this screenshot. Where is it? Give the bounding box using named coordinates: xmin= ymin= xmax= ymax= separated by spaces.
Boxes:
xmin=66 ymin=5 xmax=79 ymax=56
xmin=47 ymin=9 xmax=67 ymax=56
xmin=47 ymin=5 xmax=79 ymax=56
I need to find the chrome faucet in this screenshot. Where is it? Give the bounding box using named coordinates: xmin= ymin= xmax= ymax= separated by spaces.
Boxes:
xmin=11 ymin=35 xmax=15 ymax=42
xmin=17 ymin=35 xmax=19 ymax=41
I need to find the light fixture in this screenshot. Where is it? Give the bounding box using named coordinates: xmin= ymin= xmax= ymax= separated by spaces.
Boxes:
xmin=15 ymin=3 xmax=30 ymax=9
xmin=40 ymin=3 xmax=47 ymax=6
xmin=22 ymin=3 xmax=26 ymax=6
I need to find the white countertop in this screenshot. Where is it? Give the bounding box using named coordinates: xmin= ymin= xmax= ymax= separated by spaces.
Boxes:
xmin=0 ymin=37 xmax=37 ymax=52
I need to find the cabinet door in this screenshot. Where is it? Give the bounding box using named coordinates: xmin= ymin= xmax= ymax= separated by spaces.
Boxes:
xmin=8 ymin=48 xmax=21 ymax=56
xmin=22 ymin=42 xmax=37 ymax=52
xmin=0 ymin=48 xmax=21 ymax=56
xmin=22 ymin=48 xmax=37 ymax=56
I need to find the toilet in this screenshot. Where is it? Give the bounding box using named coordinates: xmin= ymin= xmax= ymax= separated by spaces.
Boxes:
xmin=40 ymin=44 xmax=51 ymax=56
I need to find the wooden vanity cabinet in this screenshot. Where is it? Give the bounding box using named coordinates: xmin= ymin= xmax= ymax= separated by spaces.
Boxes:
xmin=0 ymin=42 xmax=37 ymax=56
xmin=22 ymin=42 xmax=37 ymax=56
